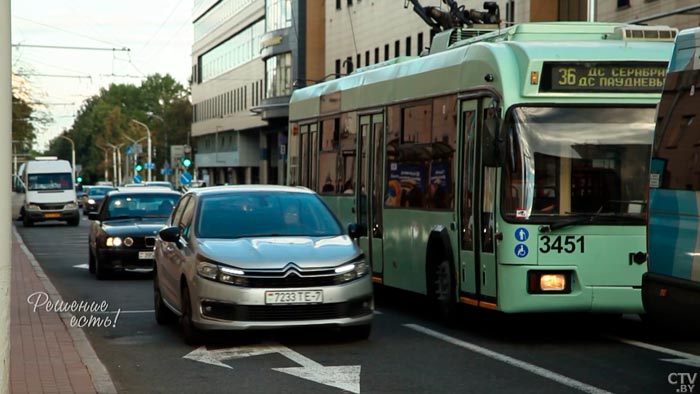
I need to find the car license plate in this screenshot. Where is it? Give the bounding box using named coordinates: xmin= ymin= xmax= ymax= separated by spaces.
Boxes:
xmin=138 ymin=251 xmax=154 ymax=260
xmin=265 ymin=290 xmax=323 ymax=305
xmin=44 ymin=212 xmax=61 ymax=218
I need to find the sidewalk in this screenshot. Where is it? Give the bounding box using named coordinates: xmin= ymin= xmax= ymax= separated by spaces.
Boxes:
xmin=10 ymin=227 xmax=116 ymax=394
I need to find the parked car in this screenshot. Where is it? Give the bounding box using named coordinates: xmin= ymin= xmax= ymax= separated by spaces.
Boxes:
xmin=153 ymin=185 xmax=373 ymax=344
xmin=83 ymin=186 xmax=116 ymax=214
xmin=76 ymin=185 xmax=89 ymax=207
xmin=144 ymin=181 xmax=176 ymax=190
xmin=88 ymin=188 xmax=181 ymax=279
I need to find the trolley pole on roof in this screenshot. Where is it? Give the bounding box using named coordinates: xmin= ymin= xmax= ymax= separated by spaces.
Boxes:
xmin=588 ymin=0 xmax=596 ymax=22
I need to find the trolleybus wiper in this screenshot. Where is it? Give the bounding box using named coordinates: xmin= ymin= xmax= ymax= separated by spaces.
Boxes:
xmin=538 ymin=211 xmax=620 ymax=233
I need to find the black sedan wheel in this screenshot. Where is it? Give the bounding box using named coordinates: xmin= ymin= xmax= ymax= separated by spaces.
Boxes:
xmin=88 ymin=246 xmax=95 ymax=274
xmin=95 ymin=252 xmax=110 ymax=280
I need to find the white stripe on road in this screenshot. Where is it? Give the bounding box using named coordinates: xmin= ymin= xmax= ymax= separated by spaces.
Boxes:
xmin=89 ymin=310 xmax=155 ymax=314
xmin=405 ymin=324 xmax=613 ymax=394
xmin=606 ymin=335 xmax=700 ymax=359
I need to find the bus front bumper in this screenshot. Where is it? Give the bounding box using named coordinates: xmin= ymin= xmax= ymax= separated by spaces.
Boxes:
xmin=495 ymin=265 xmax=644 ymax=314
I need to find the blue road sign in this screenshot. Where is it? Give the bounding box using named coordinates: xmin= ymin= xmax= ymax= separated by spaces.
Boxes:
xmin=125 ymin=145 xmax=133 ymax=155
xmin=160 ymin=168 xmax=173 ymax=175
xmin=145 ymin=163 xmax=156 ymax=169
xmin=133 ymin=174 xmax=143 ymax=184
xmin=180 ymin=171 xmax=192 ymax=185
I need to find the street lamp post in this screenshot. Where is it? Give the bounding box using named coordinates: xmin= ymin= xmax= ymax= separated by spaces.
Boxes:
xmin=59 ymin=135 xmax=76 ymax=182
xmin=130 ymin=119 xmax=152 ymax=182
xmin=121 ymin=134 xmax=147 ymax=182
xmin=96 ymin=146 xmax=110 ymax=182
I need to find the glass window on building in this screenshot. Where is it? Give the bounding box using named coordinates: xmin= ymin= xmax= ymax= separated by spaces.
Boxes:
xmin=200 ymin=19 xmax=265 ymax=82
xmin=265 ymin=52 xmax=292 ymax=98
xmin=266 ymin=0 xmax=292 ymax=32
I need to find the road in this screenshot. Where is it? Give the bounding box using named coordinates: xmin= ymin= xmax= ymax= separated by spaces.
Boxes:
xmin=16 ymin=216 xmax=700 ymax=394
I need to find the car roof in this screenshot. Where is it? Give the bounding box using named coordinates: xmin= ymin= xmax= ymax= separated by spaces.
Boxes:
xmin=188 ymin=184 xmax=314 ymax=197
xmin=108 ymin=188 xmax=181 ymax=196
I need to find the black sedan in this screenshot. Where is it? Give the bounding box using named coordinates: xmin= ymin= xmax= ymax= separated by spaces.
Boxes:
xmin=83 ymin=186 xmax=115 ymax=214
xmin=88 ymin=188 xmax=181 ymax=279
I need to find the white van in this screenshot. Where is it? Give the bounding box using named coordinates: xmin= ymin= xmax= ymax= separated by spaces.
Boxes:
xmin=12 ymin=158 xmax=80 ymax=227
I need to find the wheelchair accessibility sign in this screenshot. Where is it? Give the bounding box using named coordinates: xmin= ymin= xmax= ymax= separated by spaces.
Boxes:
xmin=515 ymin=244 xmax=529 ymax=258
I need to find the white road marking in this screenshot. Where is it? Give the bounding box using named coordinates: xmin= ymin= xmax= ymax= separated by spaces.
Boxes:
xmin=606 ymin=335 xmax=700 ymax=368
xmin=184 ymin=343 xmax=361 ymax=393
xmin=90 ymin=310 xmax=155 ymax=314
xmin=73 ymin=264 xmax=89 ymax=269
xmin=405 ymin=324 xmax=613 ymax=394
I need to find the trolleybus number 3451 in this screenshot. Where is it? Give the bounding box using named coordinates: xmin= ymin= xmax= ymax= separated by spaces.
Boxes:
xmin=539 ymin=235 xmax=585 ymax=254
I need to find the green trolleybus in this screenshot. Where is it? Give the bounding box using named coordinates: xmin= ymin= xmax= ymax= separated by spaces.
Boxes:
xmin=288 ymin=22 xmax=675 ymax=314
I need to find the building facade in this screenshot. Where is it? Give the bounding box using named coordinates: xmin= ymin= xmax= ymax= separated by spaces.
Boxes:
xmin=191 ymin=0 xmax=699 ymax=187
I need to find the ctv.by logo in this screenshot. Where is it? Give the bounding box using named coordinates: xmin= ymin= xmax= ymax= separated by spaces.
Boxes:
xmin=669 ymin=372 xmax=697 ymax=393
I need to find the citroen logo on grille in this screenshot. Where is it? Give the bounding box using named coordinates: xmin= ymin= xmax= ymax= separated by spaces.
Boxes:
xmin=282 ymin=262 xmax=302 ymax=278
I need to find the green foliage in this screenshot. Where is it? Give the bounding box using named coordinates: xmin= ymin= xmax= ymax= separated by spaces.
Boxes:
xmin=45 ymin=74 xmax=192 ymax=185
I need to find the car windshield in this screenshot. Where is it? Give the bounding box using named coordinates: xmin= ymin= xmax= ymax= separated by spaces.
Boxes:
xmin=105 ymin=193 xmax=179 ymax=219
xmin=196 ymin=192 xmax=343 ymax=238
xmin=27 ymin=173 xmax=73 ymax=191
xmin=89 ymin=187 xmax=115 ymax=197
xmin=503 ymin=106 xmax=655 ymax=224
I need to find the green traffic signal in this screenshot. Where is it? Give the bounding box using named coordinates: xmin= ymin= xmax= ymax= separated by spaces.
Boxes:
xmin=181 ymin=157 xmax=192 ymax=167
xmin=135 ymin=163 xmax=143 ymax=172
xmin=76 ymin=176 xmax=83 ymax=183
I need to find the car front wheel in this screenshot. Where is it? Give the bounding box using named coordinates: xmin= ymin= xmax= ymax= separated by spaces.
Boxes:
xmin=180 ymin=284 xmax=202 ymax=345
xmin=154 ymin=268 xmax=176 ymax=325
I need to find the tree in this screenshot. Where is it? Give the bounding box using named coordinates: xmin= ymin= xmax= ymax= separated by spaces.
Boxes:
xmin=45 ymin=73 xmax=191 ymax=185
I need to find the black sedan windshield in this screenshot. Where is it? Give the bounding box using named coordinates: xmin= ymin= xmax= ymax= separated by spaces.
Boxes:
xmin=105 ymin=194 xmax=179 ymax=219
xmin=197 ymin=192 xmax=343 ymax=238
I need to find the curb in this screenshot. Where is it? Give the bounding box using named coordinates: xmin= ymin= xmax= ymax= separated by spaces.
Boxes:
xmin=12 ymin=225 xmax=118 ymax=394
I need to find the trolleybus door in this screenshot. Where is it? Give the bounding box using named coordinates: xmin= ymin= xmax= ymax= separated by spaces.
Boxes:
xmin=458 ymin=98 xmax=498 ymax=302
xmin=298 ymin=122 xmax=318 ymax=189
xmin=357 ymin=113 xmax=385 ymax=277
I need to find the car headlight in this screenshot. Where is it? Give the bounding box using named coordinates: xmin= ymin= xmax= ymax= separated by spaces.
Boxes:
xmin=196 ymin=261 xmax=248 ymax=286
xmin=88 ymin=199 xmax=96 ymax=205
xmin=65 ymin=203 xmax=78 ymax=209
xmin=106 ymin=237 xmax=123 ymax=247
xmin=334 ymin=257 xmax=369 ymax=284
xmin=27 ymin=204 xmax=40 ymax=210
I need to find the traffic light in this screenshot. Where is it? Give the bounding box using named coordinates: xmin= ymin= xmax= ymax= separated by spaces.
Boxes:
xmin=134 ymin=163 xmax=143 ymax=172
xmin=76 ymin=176 xmax=83 ymax=183
xmin=181 ymin=157 xmax=192 ymax=168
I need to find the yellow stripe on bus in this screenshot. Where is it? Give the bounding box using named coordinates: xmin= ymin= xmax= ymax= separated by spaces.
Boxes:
xmin=460 ymin=296 xmax=497 ymax=310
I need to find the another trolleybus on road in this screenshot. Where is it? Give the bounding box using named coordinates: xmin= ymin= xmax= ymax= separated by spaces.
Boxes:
xmin=288 ymin=19 xmax=675 ymax=315
xmin=645 ymin=27 xmax=700 ymax=323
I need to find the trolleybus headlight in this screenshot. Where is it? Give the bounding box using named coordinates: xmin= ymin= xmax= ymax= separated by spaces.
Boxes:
xmin=527 ymin=271 xmax=570 ymax=293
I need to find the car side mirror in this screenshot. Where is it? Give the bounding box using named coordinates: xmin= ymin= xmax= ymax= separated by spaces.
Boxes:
xmin=347 ymin=223 xmax=367 ymax=239
xmin=87 ymin=212 xmax=99 ymax=221
xmin=159 ymin=226 xmax=181 ymax=243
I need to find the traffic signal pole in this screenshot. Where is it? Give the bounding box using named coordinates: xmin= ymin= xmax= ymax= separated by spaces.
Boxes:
xmin=1 ymin=2 xmax=12 ymax=392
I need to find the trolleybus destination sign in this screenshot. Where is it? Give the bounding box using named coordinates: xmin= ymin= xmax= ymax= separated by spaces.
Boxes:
xmin=540 ymin=62 xmax=667 ymax=93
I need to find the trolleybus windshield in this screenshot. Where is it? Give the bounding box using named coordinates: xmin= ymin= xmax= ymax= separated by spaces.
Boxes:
xmin=503 ymin=106 xmax=655 ymax=224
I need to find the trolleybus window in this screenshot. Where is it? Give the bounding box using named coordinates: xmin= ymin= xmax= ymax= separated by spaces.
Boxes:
xmin=503 ymin=106 xmax=655 ymax=223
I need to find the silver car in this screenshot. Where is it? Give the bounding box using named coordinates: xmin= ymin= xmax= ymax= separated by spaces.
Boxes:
xmin=153 ymin=185 xmax=373 ymax=344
